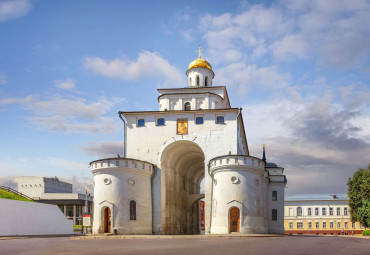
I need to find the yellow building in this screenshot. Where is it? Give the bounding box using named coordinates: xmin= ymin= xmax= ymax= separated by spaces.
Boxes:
xmin=284 ymin=194 xmax=364 ymax=235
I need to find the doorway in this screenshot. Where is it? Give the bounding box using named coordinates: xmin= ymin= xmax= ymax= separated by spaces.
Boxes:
xmin=103 ymin=207 xmax=111 ymax=233
xmin=229 ymin=207 xmax=240 ymax=233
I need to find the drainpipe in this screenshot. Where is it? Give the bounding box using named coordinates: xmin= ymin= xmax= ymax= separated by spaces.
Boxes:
xmin=118 ymin=111 xmax=127 ymax=158
xmin=207 ymin=162 xmax=213 ymax=234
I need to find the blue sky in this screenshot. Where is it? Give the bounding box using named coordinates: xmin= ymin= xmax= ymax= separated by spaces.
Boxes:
xmin=0 ymin=0 xmax=369 ymax=195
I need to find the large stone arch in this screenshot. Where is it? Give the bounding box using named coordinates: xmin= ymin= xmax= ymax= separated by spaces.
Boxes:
xmin=159 ymin=140 xmax=205 ymax=234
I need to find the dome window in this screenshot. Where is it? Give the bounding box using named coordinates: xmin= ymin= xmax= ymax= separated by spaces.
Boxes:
xmin=205 ymin=76 xmax=208 ymax=87
xmin=196 ymin=75 xmax=199 ymax=86
xmin=184 ymin=102 xmax=191 ymax=111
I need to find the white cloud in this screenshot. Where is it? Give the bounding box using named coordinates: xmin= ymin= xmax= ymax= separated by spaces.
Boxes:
xmin=0 ymin=0 xmax=32 ymax=22
xmin=83 ymin=51 xmax=184 ymax=87
xmin=271 ymin=34 xmax=309 ymax=61
xmin=0 ymin=71 xmax=7 ymax=84
xmin=81 ymin=141 xmax=123 ymax=158
xmin=243 ymin=90 xmax=370 ymax=195
xmin=54 ymin=78 xmax=76 ymax=90
xmin=215 ymin=63 xmax=290 ymax=94
xmin=0 ymin=94 xmax=124 ymax=134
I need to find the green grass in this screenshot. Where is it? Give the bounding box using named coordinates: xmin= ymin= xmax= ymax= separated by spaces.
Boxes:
xmin=0 ymin=188 xmax=33 ymax=202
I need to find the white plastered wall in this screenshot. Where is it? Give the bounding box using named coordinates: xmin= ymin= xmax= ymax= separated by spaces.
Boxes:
xmin=0 ymin=198 xmax=73 ymax=236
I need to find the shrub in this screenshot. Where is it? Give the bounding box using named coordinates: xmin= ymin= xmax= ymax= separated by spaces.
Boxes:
xmin=362 ymin=230 xmax=370 ymax=236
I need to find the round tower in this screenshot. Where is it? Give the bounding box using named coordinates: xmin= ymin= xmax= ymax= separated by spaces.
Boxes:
xmin=186 ymin=46 xmax=215 ymax=87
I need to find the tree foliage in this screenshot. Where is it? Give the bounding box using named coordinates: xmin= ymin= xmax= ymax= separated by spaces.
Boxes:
xmin=347 ymin=164 xmax=370 ymax=228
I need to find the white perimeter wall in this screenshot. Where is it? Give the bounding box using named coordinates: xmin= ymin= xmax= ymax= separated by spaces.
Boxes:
xmin=0 ymin=198 xmax=73 ymax=236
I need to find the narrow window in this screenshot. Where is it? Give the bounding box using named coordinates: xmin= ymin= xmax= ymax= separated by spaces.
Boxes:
xmin=308 ymin=208 xmax=312 ymax=216
xmin=195 ymin=117 xmax=203 ymax=124
xmin=329 ymin=208 xmax=333 ymax=216
xmin=272 ymin=209 xmax=277 ymax=221
xmin=196 ymin=75 xmax=199 ymax=86
xmin=130 ymin=200 xmax=136 ymax=220
xmin=205 ymin=76 xmax=208 ymax=87
xmin=330 ymin=222 xmax=334 ymax=229
xmin=316 ymin=222 xmax=319 ymax=229
xmin=297 ymin=222 xmax=303 ymax=229
xmin=272 ymin=191 xmax=277 ymax=201
xmin=108 ymin=161 xmax=110 ymax=167
xmin=323 ymin=222 xmax=327 ymax=228
xmin=289 ymin=222 xmax=293 ymax=228
xmin=322 ymin=208 xmax=326 ymax=216
xmin=337 ymin=222 xmax=341 ymax=228
xmin=157 ymin=118 xmax=165 ymax=126
xmin=297 ymin=207 xmax=302 ymax=216
xmin=184 ymin=102 xmax=191 ymax=111
xmin=344 ymin=207 xmax=348 ymax=216
xmin=345 ymin=222 xmax=349 ymax=229
xmin=216 ymin=116 xmax=224 ymax=124
xmin=137 ymin=119 xmax=145 ymax=127
xmin=308 ymin=222 xmax=312 ymax=228
xmin=315 ymin=208 xmax=319 ymax=216
xmin=352 ymin=222 xmax=356 ymax=228
xmin=336 ymin=207 xmax=341 ymax=216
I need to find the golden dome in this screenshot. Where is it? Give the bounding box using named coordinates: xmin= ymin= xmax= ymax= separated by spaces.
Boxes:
xmin=188 ymin=57 xmax=212 ymax=70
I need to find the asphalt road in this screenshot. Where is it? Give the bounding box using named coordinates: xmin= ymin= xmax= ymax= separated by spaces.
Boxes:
xmin=0 ymin=236 xmax=369 ymax=255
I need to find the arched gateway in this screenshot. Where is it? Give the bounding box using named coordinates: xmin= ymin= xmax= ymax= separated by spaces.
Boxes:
xmin=160 ymin=140 xmax=205 ymax=234
xmin=90 ymin=48 xmax=287 ymax=235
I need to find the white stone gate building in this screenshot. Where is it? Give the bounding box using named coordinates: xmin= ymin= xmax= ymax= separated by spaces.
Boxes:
xmin=90 ymin=53 xmax=287 ymax=235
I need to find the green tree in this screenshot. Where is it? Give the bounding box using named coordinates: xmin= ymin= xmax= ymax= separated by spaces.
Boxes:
xmin=347 ymin=164 xmax=370 ymax=228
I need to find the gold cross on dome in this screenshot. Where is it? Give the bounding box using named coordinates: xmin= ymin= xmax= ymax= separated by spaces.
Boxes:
xmin=196 ymin=45 xmax=203 ymax=59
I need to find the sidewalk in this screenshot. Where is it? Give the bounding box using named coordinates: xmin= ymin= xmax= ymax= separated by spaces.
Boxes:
xmin=71 ymin=233 xmax=285 ymax=240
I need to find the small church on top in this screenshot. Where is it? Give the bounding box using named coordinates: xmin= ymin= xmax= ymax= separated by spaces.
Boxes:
xmin=90 ymin=47 xmax=287 ymax=235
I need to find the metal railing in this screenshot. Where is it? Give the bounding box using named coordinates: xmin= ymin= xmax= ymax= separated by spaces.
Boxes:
xmin=0 ymin=185 xmax=35 ymax=201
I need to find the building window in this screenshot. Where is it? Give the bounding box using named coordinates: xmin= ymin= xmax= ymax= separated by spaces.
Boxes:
xmin=272 ymin=191 xmax=277 ymax=201
xmin=330 ymin=222 xmax=334 ymax=229
xmin=157 ymin=118 xmax=165 ymax=126
xmin=205 ymin=76 xmax=208 ymax=87
xmin=196 ymin=75 xmax=199 ymax=86
xmin=316 ymin=222 xmax=319 ymax=229
xmin=137 ymin=119 xmax=145 ymax=127
xmin=216 ymin=116 xmax=224 ymax=124
xmin=196 ymin=117 xmax=204 ymax=124
xmin=289 ymin=222 xmax=293 ymax=228
xmin=308 ymin=222 xmax=312 ymax=228
xmin=344 ymin=207 xmax=348 ymax=216
xmin=329 ymin=208 xmax=333 ymax=216
xmin=129 ymin=200 xmax=136 ymax=220
xmin=337 ymin=207 xmax=341 ymax=216
xmin=184 ymin=102 xmax=191 ymax=111
xmin=116 ymin=161 xmax=119 ymax=166
xmin=345 ymin=222 xmax=349 ymax=229
xmin=308 ymin=208 xmax=312 ymax=216
xmin=297 ymin=222 xmax=303 ymax=229
xmin=297 ymin=207 xmax=302 ymax=216
xmin=272 ymin=209 xmax=277 ymax=221
xmin=337 ymin=222 xmax=341 ymax=228
xmin=323 ymin=222 xmax=327 ymax=228
xmin=352 ymin=222 xmax=356 ymax=228
xmin=322 ymin=208 xmax=326 ymax=216
xmin=108 ymin=161 xmax=110 ymax=167
xmin=315 ymin=208 xmax=319 ymax=216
